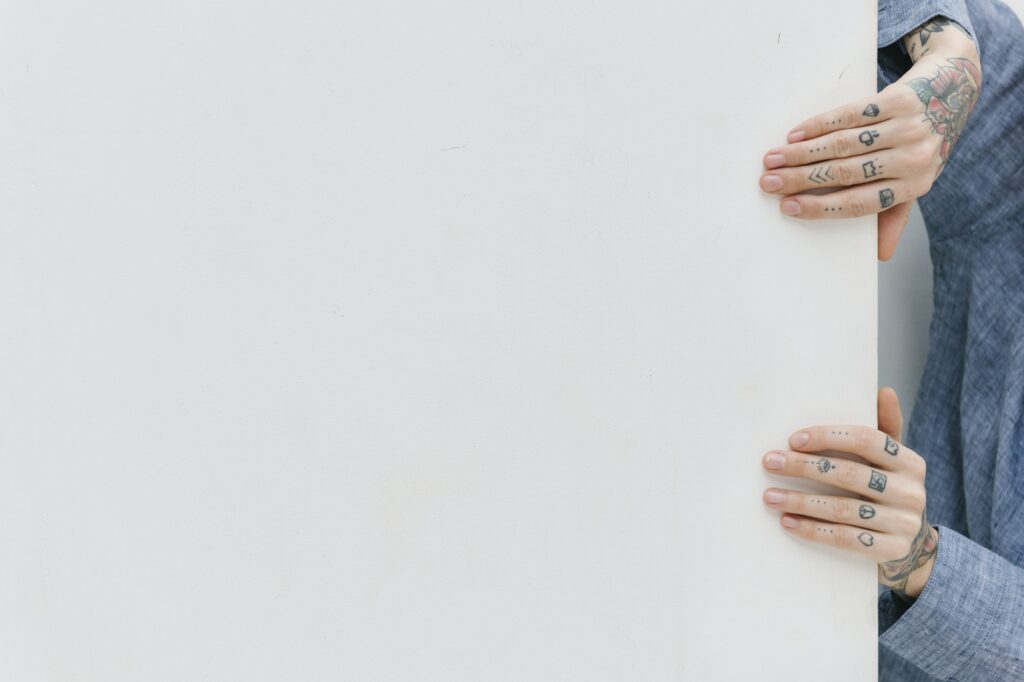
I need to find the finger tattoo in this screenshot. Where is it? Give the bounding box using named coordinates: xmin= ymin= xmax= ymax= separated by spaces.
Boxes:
xmin=858 ymin=130 xmax=879 ymax=146
xmin=859 ymin=504 xmax=876 ymax=519
xmin=879 ymin=188 xmax=895 ymax=209
xmin=884 ymin=435 xmax=899 ymax=456
xmin=817 ymin=458 xmax=833 ymax=473
xmin=869 ymin=470 xmax=888 ymax=492
xmin=808 ymin=165 xmax=833 ymax=184
xmin=858 ymin=532 xmax=875 ymax=547
xmin=862 ymin=160 xmax=881 ymax=178
xmin=863 ymin=103 xmax=880 ymax=117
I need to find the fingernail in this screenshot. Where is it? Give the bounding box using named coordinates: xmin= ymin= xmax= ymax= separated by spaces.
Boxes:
xmin=764 ymin=489 xmax=786 ymax=505
xmin=781 ymin=200 xmax=801 ymax=215
xmin=790 ymin=432 xmax=810 ymax=448
xmin=760 ymin=174 xmax=783 ymax=191
xmin=764 ymin=153 xmax=786 ymax=169
xmin=788 ymin=130 xmax=806 ymax=143
xmin=764 ymin=452 xmax=786 ymax=470
xmin=782 ymin=516 xmax=800 ymax=529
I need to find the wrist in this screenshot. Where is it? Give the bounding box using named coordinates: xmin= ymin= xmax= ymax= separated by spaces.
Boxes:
xmin=901 ymin=16 xmax=979 ymax=66
xmin=901 ymin=526 xmax=939 ymax=599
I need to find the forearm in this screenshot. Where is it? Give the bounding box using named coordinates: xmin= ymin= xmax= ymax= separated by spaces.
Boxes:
xmin=879 ymin=526 xmax=1024 ymax=680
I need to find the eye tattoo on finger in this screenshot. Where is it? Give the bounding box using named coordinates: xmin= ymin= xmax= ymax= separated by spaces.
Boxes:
xmin=859 ymin=504 xmax=876 ymax=519
xmin=858 ymin=532 xmax=875 ymax=547
xmin=879 ymin=188 xmax=895 ymax=209
xmin=817 ymin=458 xmax=834 ymax=473
xmin=863 ymin=103 xmax=880 ymax=117
xmin=858 ymin=130 xmax=879 ymax=146
xmin=884 ymin=435 xmax=900 ymax=456
xmin=869 ymin=470 xmax=888 ymax=492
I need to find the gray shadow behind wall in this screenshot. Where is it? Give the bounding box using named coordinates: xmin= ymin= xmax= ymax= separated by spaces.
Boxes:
xmin=878 ymin=202 xmax=934 ymax=427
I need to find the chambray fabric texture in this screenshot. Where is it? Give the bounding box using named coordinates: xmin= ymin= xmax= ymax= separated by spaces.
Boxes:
xmin=874 ymin=1 xmax=1024 ymax=680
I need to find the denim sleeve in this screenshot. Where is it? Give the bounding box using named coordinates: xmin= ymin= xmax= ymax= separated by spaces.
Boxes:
xmin=877 ymin=526 xmax=1024 ymax=680
xmin=878 ymin=0 xmax=977 ymax=48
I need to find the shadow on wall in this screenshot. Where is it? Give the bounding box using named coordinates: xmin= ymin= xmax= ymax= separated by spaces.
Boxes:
xmin=878 ymin=202 xmax=933 ymax=424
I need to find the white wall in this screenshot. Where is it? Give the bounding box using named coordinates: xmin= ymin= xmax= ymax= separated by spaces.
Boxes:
xmin=0 ymin=2 xmax=879 ymax=680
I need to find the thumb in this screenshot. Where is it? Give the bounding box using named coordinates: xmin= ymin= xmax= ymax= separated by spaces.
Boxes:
xmin=878 ymin=201 xmax=913 ymax=261
xmin=878 ymin=387 xmax=903 ymax=442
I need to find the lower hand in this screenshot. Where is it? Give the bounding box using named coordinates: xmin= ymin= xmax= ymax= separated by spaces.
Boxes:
xmin=761 ymin=388 xmax=938 ymax=600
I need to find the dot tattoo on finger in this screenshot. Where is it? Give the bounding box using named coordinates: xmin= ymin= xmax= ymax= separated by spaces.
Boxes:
xmin=879 ymin=188 xmax=895 ymax=209
xmin=858 ymin=130 xmax=880 ymax=146
xmin=859 ymin=504 xmax=876 ymax=519
xmin=858 ymin=532 xmax=875 ymax=547
xmin=884 ymin=435 xmax=900 ymax=456
xmin=869 ymin=470 xmax=888 ymax=492
xmin=863 ymin=103 xmax=880 ymax=117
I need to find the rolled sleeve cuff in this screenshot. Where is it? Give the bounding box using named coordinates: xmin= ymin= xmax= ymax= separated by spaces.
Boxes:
xmin=878 ymin=0 xmax=976 ymax=49
xmin=876 ymin=526 xmax=1002 ymax=680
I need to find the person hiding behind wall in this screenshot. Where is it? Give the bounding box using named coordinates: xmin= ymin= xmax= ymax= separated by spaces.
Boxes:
xmin=755 ymin=1 xmax=1024 ymax=679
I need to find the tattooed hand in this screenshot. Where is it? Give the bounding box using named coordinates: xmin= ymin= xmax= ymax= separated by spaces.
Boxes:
xmin=758 ymin=15 xmax=981 ymax=261
xmin=761 ymin=388 xmax=938 ymax=601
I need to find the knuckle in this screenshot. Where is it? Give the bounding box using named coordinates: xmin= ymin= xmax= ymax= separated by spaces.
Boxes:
xmin=898 ymin=512 xmax=922 ymax=535
xmin=838 ymin=163 xmax=854 ymax=186
xmin=911 ymin=143 xmax=936 ymax=168
xmin=892 ymin=86 xmax=920 ymax=110
xmin=834 ymin=525 xmax=851 ymax=548
xmin=894 ymin=538 xmax=914 ymax=558
xmin=841 ymin=108 xmax=858 ymax=128
xmin=837 ymin=461 xmax=859 ymax=486
xmin=905 ymin=488 xmax=927 ymax=512
xmin=913 ymin=178 xmax=934 ymax=198
xmin=833 ymin=135 xmax=851 ymax=157
xmin=831 ymin=496 xmax=852 ymax=521
xmin=848 ymin=196 xmax=868 ymax=217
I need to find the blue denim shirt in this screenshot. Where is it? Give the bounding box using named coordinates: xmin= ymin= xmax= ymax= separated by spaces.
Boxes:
xmin=876 ymin=1 xmax=1024 ymax=679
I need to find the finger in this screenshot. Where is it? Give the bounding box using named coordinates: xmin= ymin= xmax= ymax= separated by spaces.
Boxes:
xmin=759 ymin=150 xmax=896 ymax=195
xmin=763 ymin=488 xmax=919 ymax=534
xmin=764 ymin=120 xmax=903 ymax=169
xmin=778 ymin=180 xmax=912 ymax=220
xmin=787 ymin=423 xmax=924 ymax=474
xmin=779 ymin=513 xmax=903 ymax=560
xmin=785 ymin=91 xmax=908 ymax=143
xmin=878 ymin=201 xmax=913 ymax=261
xmin=763 ymin=449 xmax=898 ymax=500
xmin=877 ymin=388 xmax=904 ymax=442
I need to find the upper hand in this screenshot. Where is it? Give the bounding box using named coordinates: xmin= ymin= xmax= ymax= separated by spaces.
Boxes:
xmin=761 ymin=388 xmax=938 ymax=600
xmin=758 ymin=18 xmax=981 ymax=260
